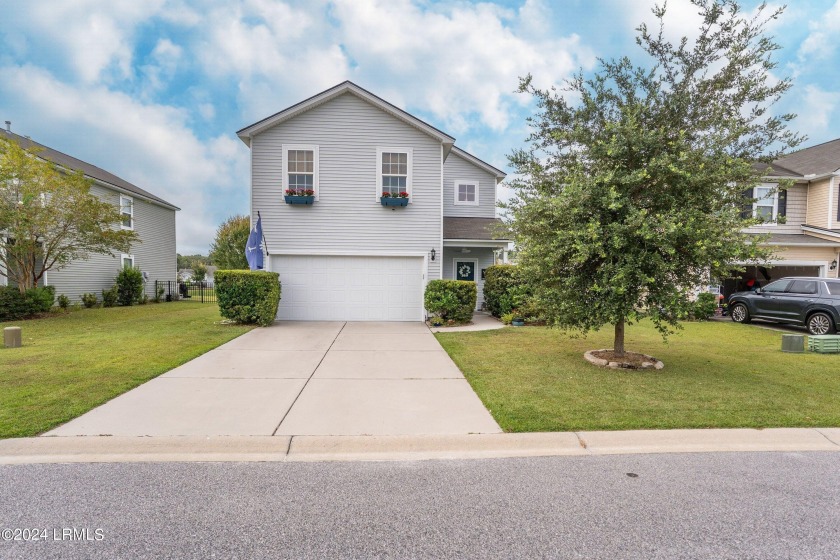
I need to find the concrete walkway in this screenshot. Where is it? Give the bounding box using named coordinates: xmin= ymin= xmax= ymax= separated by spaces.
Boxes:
xmin=429 ymin=311 xmax=505 ymax=333
xmin=46 ymin=321 xmax=501 ymax=437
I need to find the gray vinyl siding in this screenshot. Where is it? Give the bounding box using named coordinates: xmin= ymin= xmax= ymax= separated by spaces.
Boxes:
xmin=443 ymin=153 xmax=498 ymax=218
xmin=442 ymin=247 xmax=495 ymax=310
xmin=251 ymin=92 xmax=442 ymax=280
xmin=47 ymin=183 xmax=177 ymax=301
xmin=743 ymin=182 xmax=807 ymax=235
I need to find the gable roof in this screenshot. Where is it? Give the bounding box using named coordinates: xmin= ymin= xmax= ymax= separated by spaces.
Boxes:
xmin=1 ymin=129 xmax=179 ymax=210
xmin=236 ymin=81 xmax=456 ymax=156
xmin=450 ymin=146 xmax=506 ymax=182
xmin=767 ymin=138 xmax=840 ymax=178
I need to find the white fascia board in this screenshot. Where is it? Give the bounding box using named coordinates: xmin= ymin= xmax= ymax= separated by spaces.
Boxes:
xmin=91 ymin=179 xmax=180 ymax=212
xmin=236 ymin=82 xmax=456 ymax=148
xmin=800 ymin=225 xmax=840 ymax=240
xmin=450 ymin=146 xmax=506 ymax=181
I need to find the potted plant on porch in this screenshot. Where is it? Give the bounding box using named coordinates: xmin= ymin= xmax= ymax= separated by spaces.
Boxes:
xmin=380 ymin=191 xmax=409 ymax=207
xmin=284 ymin=189 xmax=315 ymax=205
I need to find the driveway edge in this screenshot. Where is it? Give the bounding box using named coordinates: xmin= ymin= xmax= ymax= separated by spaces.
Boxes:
xmin=1 ymin=428 xmax=839 ymax=464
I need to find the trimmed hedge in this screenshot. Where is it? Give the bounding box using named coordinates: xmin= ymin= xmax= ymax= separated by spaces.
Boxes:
xmin=0 ymin=285 xmax=55 ymax=320
xmin=424 ymin=279 xmax=476 ymax=324
xmin=215 ymin=270 xmax=281 ymax=326
xmin=484 ymin=265 xmax=526 ymax=318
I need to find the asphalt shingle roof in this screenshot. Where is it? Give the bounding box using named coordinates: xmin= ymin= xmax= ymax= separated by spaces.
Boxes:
xmin=443 ymin=217 xmax=510 ymax=240
xmin=1 ymin=129 xmax=178 ymax=210
xmin=770 ymin=138 xmax=840 ymax=177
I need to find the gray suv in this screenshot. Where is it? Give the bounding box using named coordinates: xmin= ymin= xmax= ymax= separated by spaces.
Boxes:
xmin=729 ymin=277 xmax=840 ymax=335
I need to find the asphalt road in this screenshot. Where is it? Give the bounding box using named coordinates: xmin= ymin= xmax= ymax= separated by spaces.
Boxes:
xmin=1 ymin=452 xmax=839 ymax=559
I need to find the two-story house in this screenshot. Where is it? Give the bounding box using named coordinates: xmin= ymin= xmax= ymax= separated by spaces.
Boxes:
xmin=236 ymin=81 xmax=510 ymax=321
xmin=0 ymin=127 xmax=179 ymax=302
xmin=722 ymin=138 xmax=840 ymax=299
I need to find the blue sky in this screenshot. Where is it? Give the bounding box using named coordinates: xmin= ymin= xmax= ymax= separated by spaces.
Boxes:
xmin=1 ymin=0 xmax=838 ymax=254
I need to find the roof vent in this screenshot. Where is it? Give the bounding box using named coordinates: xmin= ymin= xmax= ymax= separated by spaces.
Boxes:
xmin=4 ymin=121 xmax=9 ymax=133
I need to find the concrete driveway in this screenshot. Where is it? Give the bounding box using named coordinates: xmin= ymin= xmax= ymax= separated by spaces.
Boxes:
xmin=47 ymin=322 xmax=501 ymax=437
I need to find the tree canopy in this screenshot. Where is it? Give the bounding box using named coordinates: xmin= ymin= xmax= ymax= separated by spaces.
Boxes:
xmin=503 ymin=0 xmax=802 ymax=356
xmin=0 ymin=138 xmax=138 ymax=292
xmin=209 ymin=214 xmax=249 ymax=270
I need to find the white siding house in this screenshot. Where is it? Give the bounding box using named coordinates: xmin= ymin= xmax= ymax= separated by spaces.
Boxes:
xmin=237 ymin=81 xmax=510 ymax=321
xmin=0 ymin=129 xmax=178 ymax=301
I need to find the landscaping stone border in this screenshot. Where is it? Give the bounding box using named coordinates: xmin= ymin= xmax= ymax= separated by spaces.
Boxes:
xmin=584 ymin=349 xmax=664 ymax=370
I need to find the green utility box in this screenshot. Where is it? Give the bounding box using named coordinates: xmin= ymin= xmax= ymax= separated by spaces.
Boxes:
xmin=781 ymin=334 xmax=805 ymax=353
xmin=808 ymin=335 xmax=840 ymax=354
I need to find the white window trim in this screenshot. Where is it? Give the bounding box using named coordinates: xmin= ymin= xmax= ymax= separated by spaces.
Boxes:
xmin=752 ymin=188 xmax=778 ymax=226
xmin=454 ymin=179 xmax=479 ymax=206
xmin=121 ymin=254 xmax=135 ymax=268
xmin=282 ymin=145 xmax=320 ymax=201
xmin=376 ymin=147 xmax=413 ymax=202
xmin=452 ymin=258 xmax=479 ymax=281
xmin=120 ymin=195 xmax=134 ymax=230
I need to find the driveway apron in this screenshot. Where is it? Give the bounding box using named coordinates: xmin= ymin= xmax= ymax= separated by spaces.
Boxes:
xmin=46 ymin=321 xmax=501 ymax=437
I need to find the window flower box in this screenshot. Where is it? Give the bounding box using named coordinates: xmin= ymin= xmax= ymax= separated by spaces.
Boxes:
xmin=285 ymin=189 xmax=315 ymax=205
xmin=381 ymin=191 xmax=409 ymax=207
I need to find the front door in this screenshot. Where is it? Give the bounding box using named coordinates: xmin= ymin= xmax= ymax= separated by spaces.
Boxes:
xmin=455 ymin=260 xmax=476 ymax=282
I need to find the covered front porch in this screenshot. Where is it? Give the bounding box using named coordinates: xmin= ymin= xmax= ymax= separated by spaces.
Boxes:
xmin=443 ymin=217 xmax=512 ymax=310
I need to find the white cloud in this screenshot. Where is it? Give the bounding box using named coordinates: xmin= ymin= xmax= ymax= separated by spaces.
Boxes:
xmin=795 ymin=85 xmax=840 ymax=136
xmin=798 ymin=0 xmax=840 ymax=62
xmin=0 ymin=64 xmax=248 ymax=254
xmin=331 ymin=0 xmax=593 ymax=132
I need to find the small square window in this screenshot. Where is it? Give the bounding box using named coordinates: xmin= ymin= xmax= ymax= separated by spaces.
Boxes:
xmin=454 ymin=181 xmax=478 ymax=205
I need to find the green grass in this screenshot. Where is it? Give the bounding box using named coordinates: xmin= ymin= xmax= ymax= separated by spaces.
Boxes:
xmin=0 ymin=303 xmax=254 ymax=438
xmin=435 ymin=321 xmax=840 ymax=432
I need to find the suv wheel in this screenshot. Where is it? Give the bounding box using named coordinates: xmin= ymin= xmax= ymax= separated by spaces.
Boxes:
xmin=807 ymin=312 xmax=835 ymax=335
xmin=730 ymin=303 xmax=751 ymax=324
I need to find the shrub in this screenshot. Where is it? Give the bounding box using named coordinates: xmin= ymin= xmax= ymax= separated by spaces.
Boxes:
xmin=101 ymin=286 xmax=118 ymax=308
xmin=215 ymin=270 xmax=281 ymax=326
xmin=57 ymin=294 xmax=70 ymax=310
xmin=424 ymin=280 xmax=476 ymax=324
xmin=115 ymin=266 xmax=144 ymax=306
xmin=500 ymin=312 xmax=514 ymax=325
xmin=692 ymin=292 xmax=718 ymax=321
xmin=81 ymin=293 xmax=98 ymax=308
xmin=0 ymin=285 xmax=55 ymax=320
xmin=484 ymin=265 xmax=527 ymax=317
xmin=152 ymin=285 xmax=164 ymax=303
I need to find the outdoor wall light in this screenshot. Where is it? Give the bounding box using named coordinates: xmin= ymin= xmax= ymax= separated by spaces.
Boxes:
xmin=831 ymin=259 xmax=837 ymax=271
xmin=430 ymin=248 xmax=436 ymax=261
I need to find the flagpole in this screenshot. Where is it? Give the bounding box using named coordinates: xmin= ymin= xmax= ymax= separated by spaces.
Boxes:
xmin=257 ymin=210 xmax=269 ymax=256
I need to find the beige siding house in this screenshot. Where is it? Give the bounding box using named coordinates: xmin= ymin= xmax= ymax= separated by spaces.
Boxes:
xmin=726 ymin=138 xmax=840 ymax=298
xmin=0 ymin=129 xmax=179 ymax=301
xmin=237 ymin=81 xmax=510 ymax=321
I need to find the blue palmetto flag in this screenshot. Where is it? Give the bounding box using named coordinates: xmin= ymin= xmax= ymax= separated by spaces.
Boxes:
xmin=245 ymin=214 xmax=264 ymax=270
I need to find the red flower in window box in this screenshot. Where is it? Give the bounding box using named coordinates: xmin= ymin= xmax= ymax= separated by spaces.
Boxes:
xmin=397 ymin=191 xmax=409 ymax=198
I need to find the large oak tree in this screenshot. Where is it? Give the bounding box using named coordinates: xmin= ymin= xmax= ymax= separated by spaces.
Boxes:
xmin=504 ymin=0 xmax=802 ymax=356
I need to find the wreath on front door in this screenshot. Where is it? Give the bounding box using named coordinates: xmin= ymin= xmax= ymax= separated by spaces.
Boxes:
xmin=458 ymin=264 xmax=472 ymax=278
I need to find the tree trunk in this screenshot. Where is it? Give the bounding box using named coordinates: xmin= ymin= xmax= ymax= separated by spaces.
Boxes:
xmin=614 ymin=320 xmax=625 ymax=357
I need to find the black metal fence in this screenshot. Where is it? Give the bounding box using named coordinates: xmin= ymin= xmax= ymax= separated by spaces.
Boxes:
xmin=155 ymin=280 xmax=217 ymax=303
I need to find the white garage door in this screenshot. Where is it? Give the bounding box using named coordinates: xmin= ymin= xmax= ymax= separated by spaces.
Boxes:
xmin=271 ymin=255 xmax=425 ymax=321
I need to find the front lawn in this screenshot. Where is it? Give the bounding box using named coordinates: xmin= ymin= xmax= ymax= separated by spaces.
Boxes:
xmin=0 ymin=303 xmax=253 ymax=438
xmin=435 ymin=321 xmax=840 ymax=432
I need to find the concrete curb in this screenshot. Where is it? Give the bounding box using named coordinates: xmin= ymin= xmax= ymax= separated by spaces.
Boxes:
xmin=1 ymin=428 xmax=839 ymax=464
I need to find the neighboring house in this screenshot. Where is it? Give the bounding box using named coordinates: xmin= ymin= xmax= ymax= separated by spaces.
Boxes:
xmin=236 ymin=81 xmax=511 ymax=321
xmin=723 ymin=138 xmax=840 ymax=299
xmin=0 ymin=128 xmax=179 ymax=301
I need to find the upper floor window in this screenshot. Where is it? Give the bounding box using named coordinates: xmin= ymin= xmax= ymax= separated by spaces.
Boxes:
xmin=753 ymin=186 xmax=777 ymax=223
xmin=283 ymin=145 xmax=319 ymax=198
xmin=377 ymin=148 xmax=412 ymax=199
xmin=120 ymin=195 xmax=133 ymax=230
xmin=454 ymin=180 xmax=479 ymax=206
